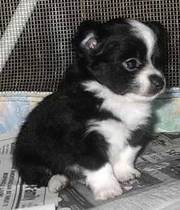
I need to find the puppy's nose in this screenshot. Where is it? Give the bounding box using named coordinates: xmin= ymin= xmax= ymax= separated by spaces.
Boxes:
xmin=149 ymin=74 xmax=165 ymax=91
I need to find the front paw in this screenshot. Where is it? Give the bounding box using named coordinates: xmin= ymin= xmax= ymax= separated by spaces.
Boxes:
xmin=85 ymin=164 xmax=123 ymax=200
xmin=114 ymin=164 xmax=141 ymax=183
xmin=93 ymin=179 xmax=123 ymax=200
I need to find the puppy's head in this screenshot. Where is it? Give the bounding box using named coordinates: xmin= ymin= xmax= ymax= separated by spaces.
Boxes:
xmin=74 ymin=19 xmax=166 ymax=101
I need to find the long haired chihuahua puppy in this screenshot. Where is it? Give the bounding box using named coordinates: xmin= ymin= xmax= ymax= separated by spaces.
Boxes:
xmin=14 ymin=19 xmax=166 ymax=200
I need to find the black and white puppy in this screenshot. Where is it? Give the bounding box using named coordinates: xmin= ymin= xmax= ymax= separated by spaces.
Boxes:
xmin=14 ymin=19 xmax=166 ymax=200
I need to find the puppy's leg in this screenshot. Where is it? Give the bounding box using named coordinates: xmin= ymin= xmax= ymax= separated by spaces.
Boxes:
xmin=17 ymin=163 xmax=52 ymax=187
xmin=48 ymin=174 xmax=69 ymax=193
xmin=84 ymin=163 xmax=123 ymax=200
xmin=113 ymin=145 xmax=141 ymax=182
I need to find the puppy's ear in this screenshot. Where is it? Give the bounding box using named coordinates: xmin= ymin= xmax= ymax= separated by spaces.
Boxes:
xmin=81 ymin=32 xmax=98 ymax=50
xmin=145 ymin=21 xmax=167 ymax=50
xmin=145 ymin=21 xmax=165 ymax=38
xmin=146 ymin=21 xmax=168 ymax=69
xmin=74 ymin=20 xmax=103 ymax=55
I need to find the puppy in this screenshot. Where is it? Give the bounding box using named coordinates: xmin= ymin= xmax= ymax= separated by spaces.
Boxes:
xmin=13 ymin=19 xmax=166 ymax=200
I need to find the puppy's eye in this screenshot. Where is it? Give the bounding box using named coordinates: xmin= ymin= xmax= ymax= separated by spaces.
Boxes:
xmin=122 ymin=58 xmax=141 ymax=71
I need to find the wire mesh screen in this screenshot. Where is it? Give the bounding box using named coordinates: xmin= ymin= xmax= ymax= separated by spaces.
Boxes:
xmin=0 ymin=0 xmax=179 ymax=92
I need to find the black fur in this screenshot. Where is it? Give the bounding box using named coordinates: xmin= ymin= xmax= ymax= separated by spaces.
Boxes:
xmin=127 ymin=122 xmax=153 ymax=147
xmin=14 ymin=90 xmax=109 ymax=186
xmin=13 ymin=18 xmax=165 ymax=188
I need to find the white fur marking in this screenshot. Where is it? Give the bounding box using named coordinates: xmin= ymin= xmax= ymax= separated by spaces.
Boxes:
xmin=83 ymin=81 xmax=151 ymax=130
xmin=83 ymin=81 xmax=151 ymax=167
xmin=128 ymin=20 xmax=165 ymax=95
xmin=87 ymin=119 xmax=130 ymax=163
xmin=128 ymin=20 xmax=156 ymax=60
xmin=135 ymin=64 xmax=164 ymax=97
xmin=84 ymin=164 xmax=123 ymax=200
xmin=113 ymin=146 xmax=141 ymax=182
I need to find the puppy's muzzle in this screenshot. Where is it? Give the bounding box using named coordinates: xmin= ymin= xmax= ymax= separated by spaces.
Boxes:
xmin=149 ymin=74 xmax=166 ymax=94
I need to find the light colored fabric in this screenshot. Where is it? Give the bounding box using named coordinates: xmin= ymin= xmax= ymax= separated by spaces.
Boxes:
xmin=154 ymin=97 xmax=180 ymax=132
xmin=0 ymin=92 xmax=49 ymax=135
xmin=0 ymin=91 xmax=179 ymax=135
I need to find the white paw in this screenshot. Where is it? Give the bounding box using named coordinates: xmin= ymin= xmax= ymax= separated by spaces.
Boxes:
xmin=85 ymin=164 xmax=123 ymax=200
xmin=94 ymin=181 xmax=123 ymax=200
xmin=114 ymin=164 xmax=141 ymax=183
xmin=87 ymin=175 xmax=123 ymax=200
xmin=48 ymin=175 xmax=69 ymax=193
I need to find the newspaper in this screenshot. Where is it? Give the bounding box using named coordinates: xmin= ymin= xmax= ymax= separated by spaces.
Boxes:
xmin=0 ymin=132 xmax=61 ymax=210
xmin=0 ymin=131 xmax=180 ymax=210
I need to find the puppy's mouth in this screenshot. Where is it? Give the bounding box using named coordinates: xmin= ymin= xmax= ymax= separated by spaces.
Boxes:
xmin=128 ymin=76 xmax=166 ymax=100
xmin=142 ymin=87 xmax=165 ymax=98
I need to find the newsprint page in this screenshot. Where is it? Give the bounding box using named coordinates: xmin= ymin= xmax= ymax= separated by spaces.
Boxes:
xmin=0 ymin=131 xmax=180 ymax=210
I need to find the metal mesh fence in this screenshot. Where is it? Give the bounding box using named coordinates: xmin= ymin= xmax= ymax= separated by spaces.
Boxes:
xmin=0 ymin=0 xmax=179 ymax=92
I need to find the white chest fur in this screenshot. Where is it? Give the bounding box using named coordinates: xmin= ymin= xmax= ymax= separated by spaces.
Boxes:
xmin=88 ymin=119 xmax=131 ymax=162
xmin=84 ymin=81 xmax=152 ymax=162
xmin=101 ymin=95 xmax=151 ymax=130
xmin=83 ymin=81 xmax=152 ymax=130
